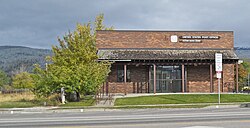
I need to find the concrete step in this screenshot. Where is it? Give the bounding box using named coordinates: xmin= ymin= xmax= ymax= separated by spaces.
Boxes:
xmin=95 ymin=99 xmax=115 ymax=107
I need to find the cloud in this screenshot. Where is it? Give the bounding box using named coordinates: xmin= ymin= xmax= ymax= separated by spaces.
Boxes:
xmin=0 ymin=0 xmax=249 ymax=48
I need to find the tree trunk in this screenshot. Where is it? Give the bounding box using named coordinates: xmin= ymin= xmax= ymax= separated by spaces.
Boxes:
xmin=66 ymin=91 xmax=80 ymax=102
xmin=76 ymin=91 xmax=80 ymax=102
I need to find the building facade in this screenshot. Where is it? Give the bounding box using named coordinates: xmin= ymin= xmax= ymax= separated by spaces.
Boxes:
xmin=96 ymin=30 xmax=239 ymax=94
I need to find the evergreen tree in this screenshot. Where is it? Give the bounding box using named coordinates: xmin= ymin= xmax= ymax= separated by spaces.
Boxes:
xmin=0 ymin=69 xmax=9 ymax=88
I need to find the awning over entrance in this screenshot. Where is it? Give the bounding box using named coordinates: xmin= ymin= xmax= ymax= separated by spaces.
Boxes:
xmin=97 ymin=49 xmax=238 ymax=60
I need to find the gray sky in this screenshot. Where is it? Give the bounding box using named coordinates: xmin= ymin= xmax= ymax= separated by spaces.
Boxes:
xmin=0 ymin=0 xmax=249 ymax=49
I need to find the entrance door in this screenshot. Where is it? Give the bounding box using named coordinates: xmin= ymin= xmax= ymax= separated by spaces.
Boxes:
xmin=149 ymin=65 xmax=183 ymax=93
xmin=161 ymin=70 xmax=171 ymax=93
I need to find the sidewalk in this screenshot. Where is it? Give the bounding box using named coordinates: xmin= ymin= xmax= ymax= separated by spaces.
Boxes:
xmin=0 ymin=103 xmax=244 ymax=114
xmin=1 ymin=93 xmax=249 ymax=113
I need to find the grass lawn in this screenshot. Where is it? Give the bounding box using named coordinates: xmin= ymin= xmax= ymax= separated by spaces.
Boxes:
xmin=60 ymin=96 xmax=95 ymax=107
xmin=0 ymin=92 xmax=39 ymax=108
xmin=0 ymin=101 xmax=39 ymax=108
xmin=0 ymin=93 xmax=95 ymax=108
xmin=115 ymin=94 xmax=250 ymax=106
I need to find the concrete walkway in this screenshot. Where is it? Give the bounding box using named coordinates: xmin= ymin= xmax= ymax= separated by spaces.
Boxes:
xmin=94 ymin=95 xmax=115 ymax=107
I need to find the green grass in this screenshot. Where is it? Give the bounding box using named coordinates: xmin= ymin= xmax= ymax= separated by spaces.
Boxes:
xmin=0 ymin=93 xmax=40 ymax=108
xmin=115 ymin=94 xmax=250 ymax=106
xmin=60 ymin=96 xmax=95 ymax=107
xmin=0 ymin=101 xmax=39 ymax=108
xmin=0 ymin=93 xmax=95 ymax=108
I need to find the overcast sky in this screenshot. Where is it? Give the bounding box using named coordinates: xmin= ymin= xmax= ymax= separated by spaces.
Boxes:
xmin=0 ymin=0 xmax=249 ymax=49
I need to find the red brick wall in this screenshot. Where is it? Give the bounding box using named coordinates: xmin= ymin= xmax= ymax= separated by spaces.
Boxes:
xmin=129 ymin=65 xmax=149 ymax=82
xmin=96 ymin=30 xmax=234 ymax=49
xmin=187 ymin=64 xmax=235 ymax=93
xmin=107 ymin=65 xmax=149 ymax=82
xmin=106 ymin=64 xmax=236 ymax=93
xmin=105 ymin=82 xmax=149 ymax=94
xmin=106 ymin=64 xmax=149 ymax=94
xmin=187 ymin=65 xmax=211 ymax=92
xmin=222 ymin=64 xmax=235 ymax=92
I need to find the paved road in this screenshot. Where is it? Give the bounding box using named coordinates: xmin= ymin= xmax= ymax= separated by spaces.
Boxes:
xmin=1 ymin=107 xmax=250 ymax=128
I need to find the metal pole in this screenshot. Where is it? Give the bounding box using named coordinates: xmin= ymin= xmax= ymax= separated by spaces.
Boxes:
xmin=218 ymin=78 xmax=220 ymax=104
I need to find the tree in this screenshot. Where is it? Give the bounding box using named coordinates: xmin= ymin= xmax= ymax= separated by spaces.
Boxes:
xmin=242 ymin=61 xmax=250 ymax=73
xmin=33 ymin=14 xmax=112 ymax=100
xmin=12 ymin=72 xmax=35 ymax=90
xmin=0 ymin=69 xmax=9 ymax=88
xmin=238 ymin=61 xmax=250 ymax=89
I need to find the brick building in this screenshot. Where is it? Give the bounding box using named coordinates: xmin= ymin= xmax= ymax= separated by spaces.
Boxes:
xmin=96 ymin=30 xmax=239 ymax=94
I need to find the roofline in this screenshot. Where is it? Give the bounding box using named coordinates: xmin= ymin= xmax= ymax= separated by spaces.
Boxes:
xmin=97 ymin=29 xmax=234 ymax=33
xmin=98 ymin=48 xmax=234 ymax=50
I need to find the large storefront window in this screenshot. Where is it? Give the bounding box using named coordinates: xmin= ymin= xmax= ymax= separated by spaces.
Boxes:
xmin=149 ymin=66 xmax=184 ymax=93
xmin=117 ymin=65 xmax=131 ymax=82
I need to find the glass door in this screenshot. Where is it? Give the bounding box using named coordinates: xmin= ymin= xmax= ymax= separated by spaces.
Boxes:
xmin=161 ymin=70 xmax=171 ymax=93
xmin=149 ymin=65 xmax=183 ymax=93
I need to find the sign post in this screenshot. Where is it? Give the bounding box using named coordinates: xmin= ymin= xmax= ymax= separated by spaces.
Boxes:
xmin=215 ymin=53 xmax=222 ymax=105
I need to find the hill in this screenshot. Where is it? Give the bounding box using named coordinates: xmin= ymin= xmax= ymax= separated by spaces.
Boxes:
xmin=0 ymin=46 xmax=52 ymax=75
xmin=0 ymin=45 xmax=249 ymax=75
xmin=235 ymin=47 xmax=250 ymax=61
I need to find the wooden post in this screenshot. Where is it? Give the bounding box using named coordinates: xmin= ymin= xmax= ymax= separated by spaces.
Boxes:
xmin=153 ymin=64 xmax=156 ymax=94
xmin=210 ymin=64 xmax=213 ymax=92
xmin=182 ymin=64 xmax=185 ymax=93
xmin=148 ymin=66 xmax=151 ymax=93
xmin=124 ymin=64 xmax=127 ymax=95
xmin=236 ymin=61 xmax=239 ymax=93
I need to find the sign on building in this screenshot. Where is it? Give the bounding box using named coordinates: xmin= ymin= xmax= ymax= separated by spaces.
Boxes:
xmin=170 ymin=35 xmax=178 ymax=43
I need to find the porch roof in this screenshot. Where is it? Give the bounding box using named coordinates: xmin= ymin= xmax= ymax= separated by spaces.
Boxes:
xmin=97 ymin=49 xmax=238 ymax=60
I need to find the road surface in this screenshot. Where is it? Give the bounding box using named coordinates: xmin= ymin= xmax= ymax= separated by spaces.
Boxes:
xmin=1 ymin=107 xmax=250 ymax=128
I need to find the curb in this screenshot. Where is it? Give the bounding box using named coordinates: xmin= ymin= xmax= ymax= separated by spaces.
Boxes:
xmin=0 ymin=103 xmax=244 ymax=114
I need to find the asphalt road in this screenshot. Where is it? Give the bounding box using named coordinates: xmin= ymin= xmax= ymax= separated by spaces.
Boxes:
xmin=1 ymin=107 xmax=250 ymax=128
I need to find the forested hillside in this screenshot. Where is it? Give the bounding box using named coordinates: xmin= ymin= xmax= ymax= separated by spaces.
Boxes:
xmin=235 ymin=47 xmax=250 ymax=61
xmin=0 ymin=46 xmax=249 ymax=75
xmin=0 ymin=46 xmax=52 ymax=75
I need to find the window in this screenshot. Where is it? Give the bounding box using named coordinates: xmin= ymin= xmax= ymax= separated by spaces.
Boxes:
xmin=117 ymin=65 xmax=131 ymax=82
xmin=117 ymin=66 xmax=124 ymax=82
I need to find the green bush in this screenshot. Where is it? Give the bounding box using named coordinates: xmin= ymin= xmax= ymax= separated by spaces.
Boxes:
xmin=242 ymin=86 xmax=250 ymax=92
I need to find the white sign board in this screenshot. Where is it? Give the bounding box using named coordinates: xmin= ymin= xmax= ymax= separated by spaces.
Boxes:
xmin=216 ymin=72 xmax=222 ymax=79
xmin=215 ymin=53 xmax=222 ymax=79
xmin=170 ymin=35 xmax=178 ymax=43
xmin=215 ymin=53 xmax=222 ymax=72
